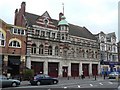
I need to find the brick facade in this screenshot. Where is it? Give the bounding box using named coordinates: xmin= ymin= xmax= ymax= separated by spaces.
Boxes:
xmin=0 ymin=19 xmax=26 ymax=76
xmin=14 ymin=2 xmax=100 ymax=77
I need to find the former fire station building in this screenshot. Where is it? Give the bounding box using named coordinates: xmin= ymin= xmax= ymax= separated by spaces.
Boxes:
xmin=14 ymin=2 xmax=100 ymax=77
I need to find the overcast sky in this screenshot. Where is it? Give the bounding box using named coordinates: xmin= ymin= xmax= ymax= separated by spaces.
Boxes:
xmin=0 ymin=0 xmax=119 ymax=41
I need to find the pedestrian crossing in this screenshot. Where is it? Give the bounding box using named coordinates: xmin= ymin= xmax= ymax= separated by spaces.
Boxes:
xmin=62 ymin=81 xmax=116 ymax=88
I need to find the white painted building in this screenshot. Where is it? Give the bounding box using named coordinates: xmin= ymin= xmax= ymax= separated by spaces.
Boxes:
xmin=95 ymin=31 xmax=120 ymax=74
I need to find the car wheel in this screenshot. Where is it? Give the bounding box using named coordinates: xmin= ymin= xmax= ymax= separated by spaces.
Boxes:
xmin=12 ymin=82 xmax=17 ymax=87
xmin=37 ymin=81 xmax=41 ymax=85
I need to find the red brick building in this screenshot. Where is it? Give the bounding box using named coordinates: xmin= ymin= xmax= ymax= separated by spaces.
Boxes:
xmin=0 ymin=19 xmax=26 ymax=77
xmin=14 ymin=2 xmax=100 ymax=77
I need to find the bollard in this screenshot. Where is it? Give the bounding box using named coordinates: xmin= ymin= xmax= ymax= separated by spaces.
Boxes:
xmin=67 ymin=76 xmax=69 ymax=80
xmin=74 ymin=76 xmax=75 ymax=79
xmin=95 ymin=75 xmax=96 ymax=80
xmin=104 ymin=74 xmax=105 ymax=80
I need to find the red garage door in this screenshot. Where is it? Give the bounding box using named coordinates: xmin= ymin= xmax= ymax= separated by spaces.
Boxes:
xmin=71 ymin=63 xmax=79 ymax=77
xmin=31 ymin=61 xmax=43 ymax=74
xmin=48 ymin=62 xmax=58 ymax=77
xmin=82 ymin=64 xmax=89 ymax=76
xmin=92 ymin=64 xmax=98 ymax=76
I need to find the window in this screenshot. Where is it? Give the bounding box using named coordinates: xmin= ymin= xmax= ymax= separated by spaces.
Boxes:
xmin=55 ymin=46 xmax=59 ymax=56
xmin=52 ymin=33 xmax=55 ymax=38
xmin=91 ymin=51 xmax=94 ymax=58
xmin=18 ymin=29 xmax=21 ymax=34
xmin=101 ymin=45 xmax=105 ymax=51
xmin=9 ymin=40 xmax=20 ymax=47
xmin=46 ymin=32 xmax=50 ymax=38
xmin=61 ymin=26 xmax=64 ymax=30
xmin=0 ymin=31 xmax=5 ymax=46
xmin=48 ymin=46 xmax=52 ymax=55
xmin=13 ymin=28 xmax=17 ymax=34
xmin=31 ymin=44 xmax=36 ymax=54
xmin=21 ymin=30 xmax=25 ymax=35
xmin=61 ymin=34 xmax=64 ymax=40
xmin=35 ymin=29 xmax=40 ymax=35
xmin=39 ymin=44 xmax=44 ymax=54
xmin=12 ymin=28 xmax=25 ymax=35
xmin=57 ymin=32 xmax=60 ymax=39
xmin=41 ymin=31 xmax=45 ymax=37
xmin=86 ymin=50 xmax=89 ymax=58
xmin=113 ymin=46 xmax=116 ymax=52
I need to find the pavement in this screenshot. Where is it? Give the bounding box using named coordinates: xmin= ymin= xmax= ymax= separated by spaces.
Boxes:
xmin=20 ymin=76 xmax=119 ymax=86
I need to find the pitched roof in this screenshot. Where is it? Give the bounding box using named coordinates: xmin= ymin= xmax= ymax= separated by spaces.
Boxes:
xmin=107 ymin=32 xmax=116 ymax=38
xmin=25 ymin=12 xmax=97 ymax=40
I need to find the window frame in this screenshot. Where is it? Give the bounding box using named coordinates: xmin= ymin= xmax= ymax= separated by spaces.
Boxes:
xmin=9 ymin=40 xmax=21 ymax=48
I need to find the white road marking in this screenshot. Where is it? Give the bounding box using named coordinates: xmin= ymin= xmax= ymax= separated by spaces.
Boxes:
xmin=90 ymin=84 xmax=93 ymax=86
xmin=78 ymin=85 xmax=81 ymax=88
xmin=109 ymin=82 xmax=113 ymax=84
xmin=99 ymin=83 xmax=103 ymax=85
xmin=64 ymin=87 xmax=67 ymax=89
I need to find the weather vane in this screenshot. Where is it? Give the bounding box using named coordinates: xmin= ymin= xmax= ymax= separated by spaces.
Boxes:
xmin=62 ymin=3 xmax=64 ymax=14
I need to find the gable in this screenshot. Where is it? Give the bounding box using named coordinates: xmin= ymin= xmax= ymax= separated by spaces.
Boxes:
xmin=25 ymin=12 xmax=97 ymax=40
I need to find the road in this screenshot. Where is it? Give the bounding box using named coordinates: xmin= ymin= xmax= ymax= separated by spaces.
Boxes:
xmin=2 ymin=77 xmax=120 ymax=90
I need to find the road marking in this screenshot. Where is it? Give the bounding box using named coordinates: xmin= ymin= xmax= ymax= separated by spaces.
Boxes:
xmin=90 ymin=84 xmax=93 ymax=86
xmin=78 ymin=85 xmax=81 ymax=88
xmin=99 ymin=83 xmax=103 ymax=85
xmin=64 ymin=87 xmax=67 ymax=89
xmin=109 ymin=82 xmax=113 ymax=84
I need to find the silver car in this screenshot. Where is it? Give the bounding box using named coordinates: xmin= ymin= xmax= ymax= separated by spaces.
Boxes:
xmin=108 ymin=72 xmax=120 ymax=79
xmin=0 ymin=75 xmax=21 ymax=88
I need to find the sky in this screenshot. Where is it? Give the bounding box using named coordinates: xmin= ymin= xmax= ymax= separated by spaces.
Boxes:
xmin=0 ymin=0 xmax=119 ymax=41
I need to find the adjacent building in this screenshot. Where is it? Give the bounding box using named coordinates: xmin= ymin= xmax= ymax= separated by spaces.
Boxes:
xmin=95 ymin=31 xmax=120 ymax=74
xmin=14 ymin=2 xmax=100 ymax=77
xmin=118 ymin=41 xmax=120 ymax=62
xmin=0 ymin=19 xmax=26 ymax=77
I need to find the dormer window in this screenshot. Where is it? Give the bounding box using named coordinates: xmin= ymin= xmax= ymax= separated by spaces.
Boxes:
xmin=12 ymin=28 xmax=25 ymax=35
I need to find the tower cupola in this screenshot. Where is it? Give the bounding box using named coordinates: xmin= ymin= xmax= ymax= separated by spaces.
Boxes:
xmin=58 ymin=16 xmax=69 ymax=26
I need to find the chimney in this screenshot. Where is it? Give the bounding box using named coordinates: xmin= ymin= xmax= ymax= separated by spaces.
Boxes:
xmin=59 ymin=12 xmax=63 ymax=21
xmin=21 ymin=2 xmax=26 ymax=15
xmin=14 ymin=9 xmax=18 ymax=25
xmin=14 ymin=2 xmax=26 ymax=26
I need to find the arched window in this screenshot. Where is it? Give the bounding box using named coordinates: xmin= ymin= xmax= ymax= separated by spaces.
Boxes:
xmin=9 ymin=40 xmax=20 ymax=47
xmin=31 ymin=43 xmax=36 ymax=54
xmin=82 ymin=50 xmax=85 ymax=58
xmin=48 ymin=45 xmax=52 ymax=55
xmin=0 ymin=31 xmax=5 ymax=46
xmin=95 ymin=52 xmax=98 ymax=59
xmin=55 ymin=46 xmax=59 ymax=56
xmin=91 ymin=51 xmax=94 ymax=58
xmin=86 ymin=50 xmax=89 ymax=58
xmin=39 ymin=44 xmax=44 ymax=54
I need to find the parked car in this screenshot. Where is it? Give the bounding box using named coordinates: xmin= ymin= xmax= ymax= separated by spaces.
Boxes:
xmin=30 ymin=74 xmax=58 ymax=85
xmin=108 ymin=72 xmax=120 ymax=79
xmin=118 ymin=85 xmax=120 ymax=90
xmin=0 ymin=75 xmax=21 ymax=88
